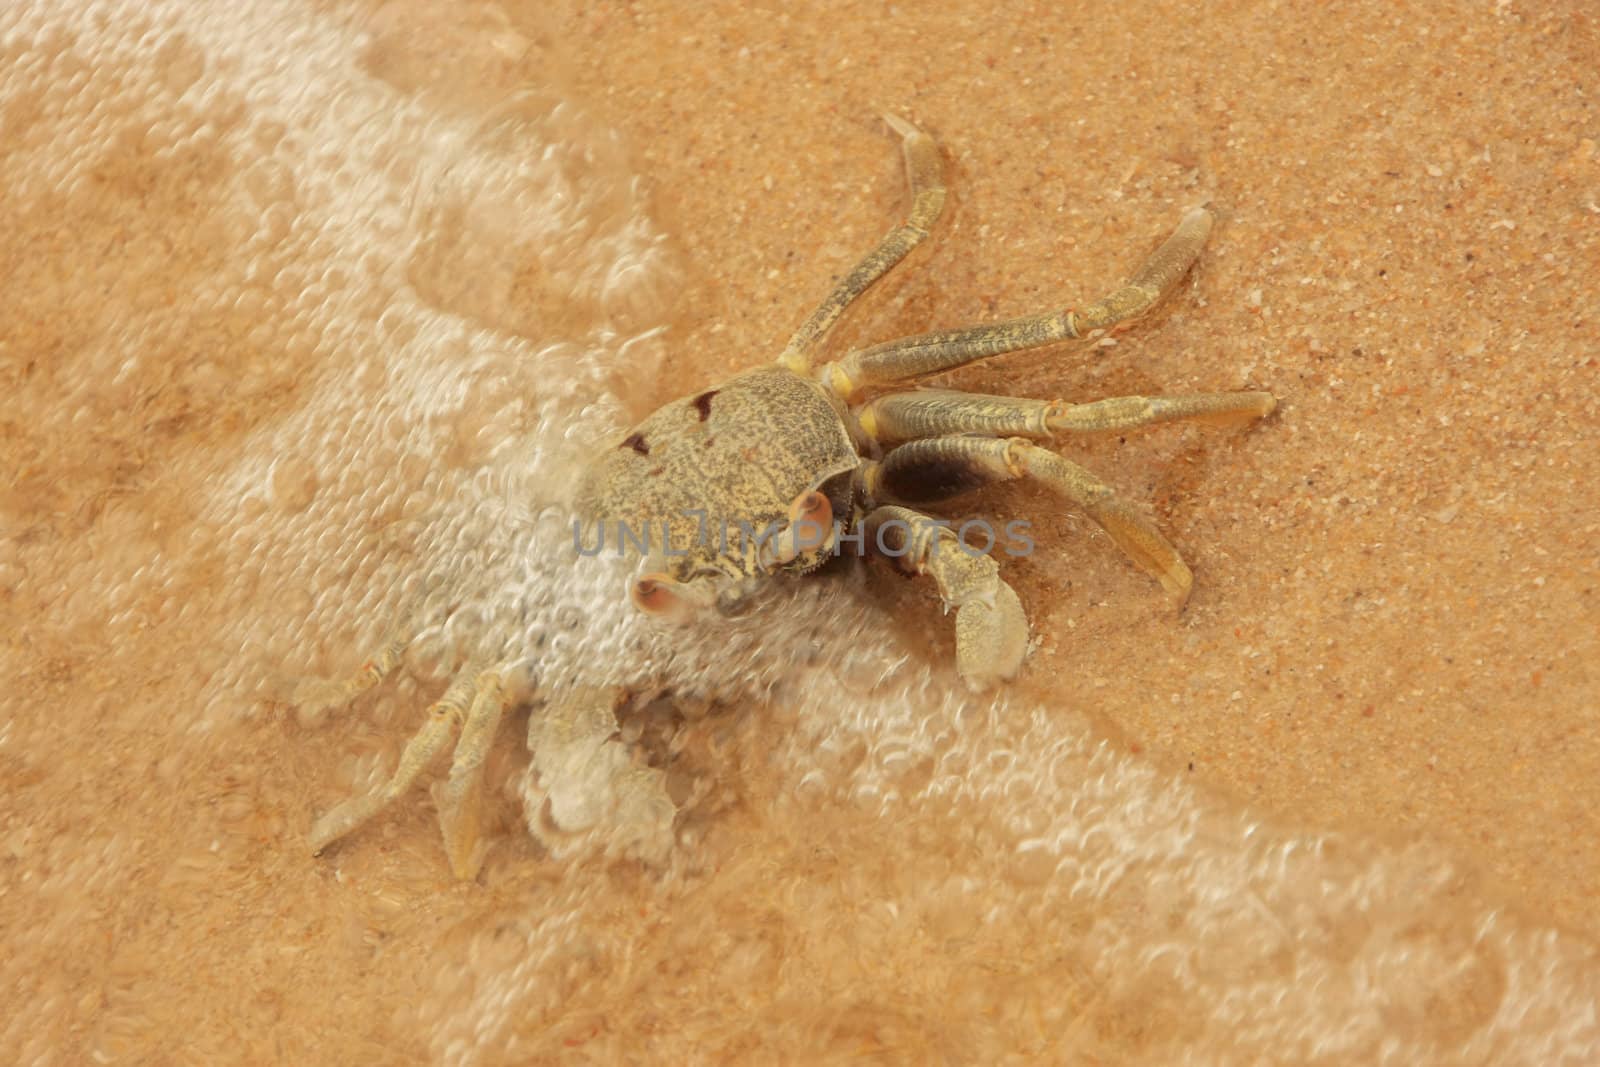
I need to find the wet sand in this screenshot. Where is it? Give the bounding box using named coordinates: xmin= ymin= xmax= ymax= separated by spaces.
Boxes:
xmin=3 ymin=0 xmax=1597 ymax=1063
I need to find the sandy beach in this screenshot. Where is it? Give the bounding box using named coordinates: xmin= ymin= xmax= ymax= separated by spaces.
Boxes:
xmin=3 ymin=0 xmax=1597 ymax=1062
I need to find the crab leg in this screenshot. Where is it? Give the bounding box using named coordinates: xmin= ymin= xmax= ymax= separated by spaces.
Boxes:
xmin=778 ymin=115 xmax=946 ymax=372
xmin=862 ymin=505 xmax=1028 ymax=690
xmin=308 ymin=660 xmax=485 ymax=857
xmin=435 ymin=668 xmax=515 ymax=879
xmin=858 ymin=388 xmax=1276 ymax=445
xmin=290 ymin=636 xmax=410 ymax=727
xmin=819 ymin=207 xmax=1214 ymax=398
xmin=865 ymin=436 xmax=1195 ymax=603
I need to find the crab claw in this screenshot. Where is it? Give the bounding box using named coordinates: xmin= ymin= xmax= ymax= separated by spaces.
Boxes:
xmin=863 ymin=504 xmax=1030 ymax=690
xmin=525 ymin=686 xmax=678 ymax=867
xmin=954 ymin=575 xmax=1028 ymax=690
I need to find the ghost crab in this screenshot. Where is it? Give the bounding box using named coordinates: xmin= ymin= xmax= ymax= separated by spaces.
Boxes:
xmin=301 ymin=116 xmax=1274 ymax=877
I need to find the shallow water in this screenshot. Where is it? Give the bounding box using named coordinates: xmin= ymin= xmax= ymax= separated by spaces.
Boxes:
xmin=4 ymin=1 xmax=1598 ymax=1063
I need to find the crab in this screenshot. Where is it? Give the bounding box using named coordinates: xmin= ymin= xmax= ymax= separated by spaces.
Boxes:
xmin=298 ymin=116 xmax=1275 ymax=878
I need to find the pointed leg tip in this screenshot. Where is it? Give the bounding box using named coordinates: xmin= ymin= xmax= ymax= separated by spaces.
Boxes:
xmin=881 ymin=112 xmax=921 ymax=139
xmin=447 ymin=844 xmax=487 ymax=881
xmin=307 ymin=821 xmax=338 ymax=857
xmin=437 ymin=798 xmax=488 ymax=881
xmin=1164 ymin=566 xmax=1195 ymax=608
xmin=1181 ymin=205 xmax=1217 ymax=237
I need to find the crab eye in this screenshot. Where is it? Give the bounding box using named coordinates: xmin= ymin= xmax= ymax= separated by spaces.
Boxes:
xmin=630 ymin=572 xmax=718 ymax=619
xmin=631 ymin=576 xmax=677 ymax=615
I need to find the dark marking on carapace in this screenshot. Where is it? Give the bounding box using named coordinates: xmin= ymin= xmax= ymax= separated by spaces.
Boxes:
xmin=621 ymin=432 xmax=650 ymax=455
xmin=691 ymin=389 xmax=718 ymax=421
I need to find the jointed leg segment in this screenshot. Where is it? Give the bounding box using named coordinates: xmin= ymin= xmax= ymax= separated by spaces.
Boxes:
xmin=436 ymin=670 xmax=512 ymax=878
xmin=307 ymin=655 xmax=518 ymax=879
xmin=821 ymin=206 xmax=1216 ymax=398
xmin=778 ymin=115 xmax=946 ymax=372
xmin=292 ymin=636 xmax=410 ymax=726
xmin=869 ymin=435 xmax=1195 ymax=601
xmin=308 ymin=661 xmax=484 ymax=856
xmin=1070 ymin=204 xmax=1216 ymax=335
xmin=859 ymin=388 xmax=1277 ymax=443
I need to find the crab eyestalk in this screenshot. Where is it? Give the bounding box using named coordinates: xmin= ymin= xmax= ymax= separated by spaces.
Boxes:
xmin=757 ymin=490 xmax=835 ymax=571
xmin=631 ymin=572 xmax=716 ymax=618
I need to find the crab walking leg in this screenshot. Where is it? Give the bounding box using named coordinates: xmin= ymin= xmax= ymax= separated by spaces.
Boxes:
xmin=862 ymin=505 xmax=1028 ymax=690
xmin=777 ymin=115 xmax=946 ymax=372
xmin=819 ymin=207 xmax=1215 ymax=398
xmin=859 ymin=388 xmax=1277 ymax=445
xmin=291 ymin=636 xmax=411 ymax=727
xmin=308 ymin=663 xmax=483 ymax=855
xmin=867 ymin=436 xmax=1195 ymax=602
xmin=434 ymin=669 xmax=513 ymax=880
